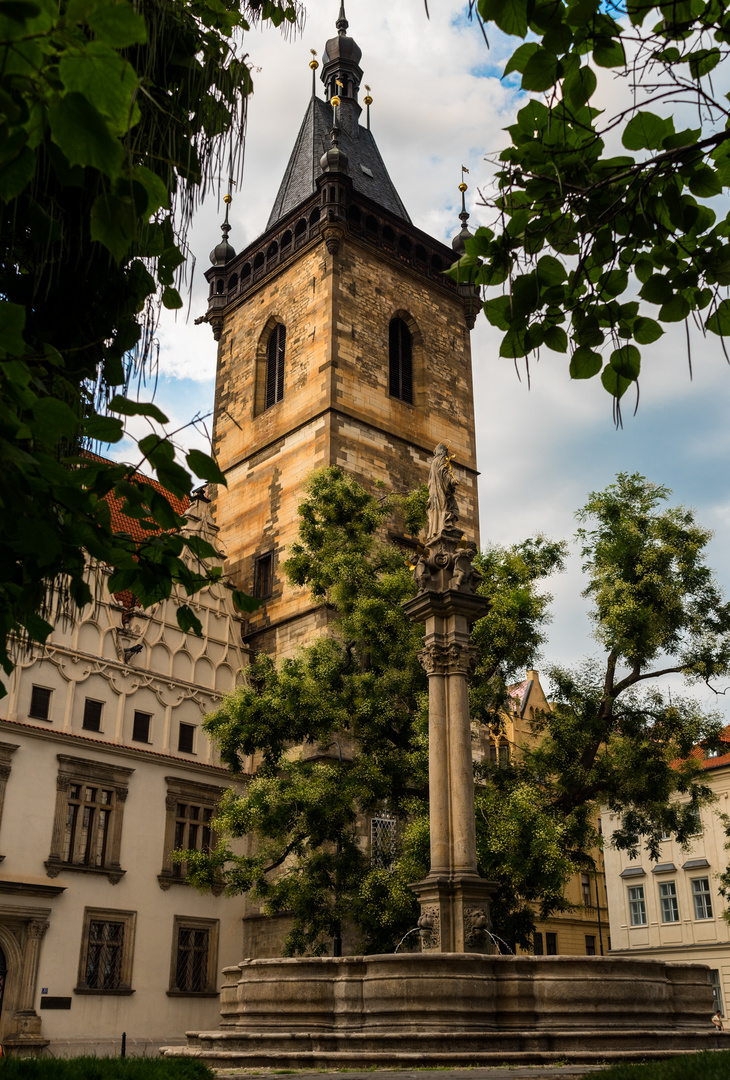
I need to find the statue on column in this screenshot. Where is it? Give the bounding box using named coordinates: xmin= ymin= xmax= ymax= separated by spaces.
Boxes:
xmin=426 ymin=443 xmax=459 ymax=540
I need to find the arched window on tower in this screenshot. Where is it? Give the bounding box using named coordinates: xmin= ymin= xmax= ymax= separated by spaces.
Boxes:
xmin=388 ymin=317 xmax=413 ymax=404
xmin=265 ymin=323 xmax=286 ymax=409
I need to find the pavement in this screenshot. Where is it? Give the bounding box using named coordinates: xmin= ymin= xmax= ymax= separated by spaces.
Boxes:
xmin=213 ymin=1068 xmax=614 ymax=1079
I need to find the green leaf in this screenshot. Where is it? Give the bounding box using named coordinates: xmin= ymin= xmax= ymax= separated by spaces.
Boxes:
xmin=176 ymin=604 xmax=203 ymax=636
xmin=83 ymin=413 xmax=124 ymax=442
xmin=610 ymin=344 xmax=641 ymax=379
xmin=640 ymin=274 xmax=673 ymax=305
xmin=0 ymin=300 xmax=26 ymax=356
xmin=155 ymin=459 xmax=193 ymax=499
xmin=478 ymin=0 xmax=529 ymax=37
xmin=601 ymin=365 xmax=632 ymax=399
xmin=31 ymin=398 xmax=79 ymax=441
xmin=162 ymin=287 xmax=183 ymax=310
xmin=706 ymin=299 xmax=730 ymax=336
xmin=522 ymin=48 xmax=561 ymax=92
xmin=0 ymin=144 xmax=34 ymax=200
xmin=570 ymin=346 xmax=602 ymax=379
xmin=59 ymin=44 xmax=139 ymax=136
xmin=484 ymin=295 xmax=512 ymax=330
xmin=23 ymin=611 xmax=53 ymax=643
xmin=564 ymin=65 xmax=596 ymax=108
xmin=109 ymin=395 xmax=169 ymax=424
xmin=186 ymin=448 xmax=227 ymax=486
xmin=622 ymin=111 xmax=673 ymax=151
xmin=49 ymin=93 xmax=123 ymax=178
xmin=599 ymin=269 xmax=628 ymax=298
xmin=90 ymin=193 xmax=137 ymax=262
xmin=536 ymin=254 xmax=566 ymax=285
xmin=688 ymin=166 xmax=722 ymax=198
xmin=0 ymin=0 xmax=41 ymax=19
xmin=633 ymin=317 xmax=663 ymax=344
xmin=688 ymin=47 xmax=721 ymax=79
xmin=543 ymin=325 xmax=568 ymax=352
xmin=503 ymin=41 xmax=539 ymax=76
xmin=87 ymin=0 xmax=147 ymax=46
xmin=593 ymin=37 xmax=625 ymax=67
xmin=232 ymin=589 xmax=262 ymax=614
xmin=658 ymin=294 xmax=690 ymax=322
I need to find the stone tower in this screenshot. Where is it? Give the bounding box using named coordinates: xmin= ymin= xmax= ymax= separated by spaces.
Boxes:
xmin=203 ymin=5 xmax=481 ymax=661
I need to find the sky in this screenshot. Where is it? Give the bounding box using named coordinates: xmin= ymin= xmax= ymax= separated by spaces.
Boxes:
xmin=126 ymin=0 xmax=730 ymax=717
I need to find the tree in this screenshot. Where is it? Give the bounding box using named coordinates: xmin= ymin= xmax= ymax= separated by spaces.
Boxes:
xmin=187 ymin=467 xmax=566 ymax=955
xmin=192 ymin=470 xmax=730 ymax=954
xmin=0 ymin=0 xmax=297 ymax=693
xmin=456 ymin=0 xmax=730 ymax=416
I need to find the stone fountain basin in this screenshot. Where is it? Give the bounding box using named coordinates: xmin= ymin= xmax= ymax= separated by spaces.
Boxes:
xmin=215 ymin=951 xmax=713 ymax=1032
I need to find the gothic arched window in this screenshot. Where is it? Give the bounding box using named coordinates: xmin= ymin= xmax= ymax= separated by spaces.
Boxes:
xmin=265 ymin=323 xmax=286 ymax=410
xmin=388 ymin=317 xmax=413 ymax=404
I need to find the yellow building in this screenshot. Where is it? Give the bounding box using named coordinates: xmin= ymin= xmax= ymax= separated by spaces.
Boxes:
xmin=476 ymin=670 xmax=610 ymax=957
xmin=602 ymin=739 xmax=730 ymax=1017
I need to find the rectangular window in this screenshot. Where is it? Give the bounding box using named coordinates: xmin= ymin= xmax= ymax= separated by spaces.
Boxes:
xmin=533 ymin=932 xmax=544 ymax=955
xmin=498 ymin=744 xmax=510 ymax=764
xmin=29 ymin=685 xmax=52 ymax=721
xmin=82 ymin=699 xmax=103 ymax=732
xmin=168 ymin=916 xmax=219 ymax=996
xmin=585 ymin=935 xmax=596 ymax=956
xmin=659 ymin=881 xmax=680 ymax=923
xmin=546 ymin=932 xmax=557 ymax=955
xmin=46 ymin=755 xmax=132 ymax=883
xmin=710 ymin=969 xmax=724 ymax=1015
xmin=178 ymin=723 xmax=195 ymax=755
xmin=255 ymin=553 xmax=273 ymax=599
xmin=132 ymin=711 xmax=151 ymax=743
xmin=76 ymin=908 xmax=136 ymax=995
xmin=692 ymin=877 xmax=713 ymax=920
xmin=581 ymin=873 xmax=592 ymax=907
xmin=628 ymin=884 xmax=647 ymax=926
xmin=370 ymin=813 xmax=398 ymax=870
xmin=159 ymin=778 xmax=226 ymax=891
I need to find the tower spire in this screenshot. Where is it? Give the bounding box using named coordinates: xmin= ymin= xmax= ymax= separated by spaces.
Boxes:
xmin=336 ymin=0 xmax=348 ymax=33
xmin=451 ymin=167 xmax=473 ymax=255
xmin=210 ymin=177 xmax=236 ymax=266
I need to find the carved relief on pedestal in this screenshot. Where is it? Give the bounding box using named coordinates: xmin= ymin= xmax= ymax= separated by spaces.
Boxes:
xmin=417 ymin=642 xmax=479 ymax=677
xmin=417 ymin=907 xmax=441 ymax=951
xmin=464 ymin=907 xmax=490 ymax=949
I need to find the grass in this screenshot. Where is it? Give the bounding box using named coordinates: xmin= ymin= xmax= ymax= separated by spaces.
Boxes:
xmin=581 ymin=1050 xmax=730 ymax=1079
xmin=0 ymin=1058 xmax=213 ymax=1079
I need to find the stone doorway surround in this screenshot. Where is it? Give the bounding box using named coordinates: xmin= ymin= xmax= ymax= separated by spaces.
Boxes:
xmin=0 ymin=905 xmax=52 ymax=1054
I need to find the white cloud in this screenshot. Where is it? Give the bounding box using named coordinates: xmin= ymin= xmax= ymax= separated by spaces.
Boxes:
xmin=145 ymin=1 xmax=730 ymax=716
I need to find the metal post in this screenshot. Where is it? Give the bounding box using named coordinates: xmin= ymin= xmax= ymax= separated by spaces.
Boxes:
xmin=121 ymin=1031 xmax=126 ymax=1058
xmin=594 ymin=869 xmax=605 ymax=956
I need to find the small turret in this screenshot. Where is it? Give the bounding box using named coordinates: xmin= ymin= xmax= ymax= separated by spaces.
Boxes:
xmin=451 ymin=169 xmax=473 ymax=255
xmin=210 ymin=186 xmax=236 ymax=266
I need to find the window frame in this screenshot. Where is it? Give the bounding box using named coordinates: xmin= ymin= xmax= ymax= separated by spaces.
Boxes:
xmin=545 ymin=932 xmax=558 ymax=955
xmin=29 ymin=685 xmax=52 ymax=722
xmin=533 ymin=931 xmax=544 ymax=955
xmin=585 ymin=935 xmax=596 ymax=956
xmin=158 ymin=777 xmax=227 ymax=893
xmin=658 ymin=880 xmax=680 ymax=923
xmin=167 ymin=915 xmax=220 ymax=997
xmin=254 ymin=552 xmax=274 ymax=600
xmin=710 ymin=969 xmax=724 ymax=1015
xmin=388 ymin=316 xmax=414 ymax=405
xmin=691 ymin=876 xmax=714 ymax=920
xmin=75 ymin=907 xmax=136 ymax=996
xmin=627 ymin=884 xmax=647 ymax=926
xmin=45 ymin=755 xmax=133 ymax=883
xmin=132 ymin=711 xmax=151 ymax=744
xmin=370 ymin=811 xmax=398 ymax=871
xmin=82 ymin=698 xmax=104 ymax=732
xmin=265 ymin=322 xmax=286 ymax=410
xmin=177 ymin=722 xmax=196 ymax=755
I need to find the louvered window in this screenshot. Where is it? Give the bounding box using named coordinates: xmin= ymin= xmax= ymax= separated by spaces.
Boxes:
xmin=388 ymin=317 xmax=413 ymax=404
xmin=265 ymin=323 xmax=286 ymax=409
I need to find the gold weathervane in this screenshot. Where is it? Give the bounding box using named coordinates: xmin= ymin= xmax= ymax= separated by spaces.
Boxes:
xmin=309 ymin=48 xmax=319 ymax=70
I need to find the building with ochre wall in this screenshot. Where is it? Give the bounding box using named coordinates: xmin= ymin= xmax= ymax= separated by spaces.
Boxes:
xmin=202 ymin=3 xmax=481 ymax=662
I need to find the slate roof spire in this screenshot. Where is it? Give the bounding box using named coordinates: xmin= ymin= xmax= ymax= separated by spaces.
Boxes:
xmin=266 ymin=5 xmax=410 ymax=230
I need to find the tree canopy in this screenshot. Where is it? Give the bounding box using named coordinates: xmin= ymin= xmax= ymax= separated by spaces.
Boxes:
xmin=187 ymin=469 xmax=729 ymax=954
xmin=456 ymin=0 xmax=730 ymax=416
xmin=0 ymin=0 xmax=296 ymax=693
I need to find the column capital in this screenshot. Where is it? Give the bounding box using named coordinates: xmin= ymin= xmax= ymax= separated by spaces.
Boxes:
xmin=418 ymin=641 xmax=478 ymax=677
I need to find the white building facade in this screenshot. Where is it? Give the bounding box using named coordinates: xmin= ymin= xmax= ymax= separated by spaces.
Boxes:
xmin=602 ymin=750 xmax=730 ymax=1020
xmin=0 ymin=494 xmax=249 ymax=1056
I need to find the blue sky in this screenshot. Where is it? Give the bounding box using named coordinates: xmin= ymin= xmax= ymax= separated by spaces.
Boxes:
xmin=127 ymin=0 xmax=730 ymax=716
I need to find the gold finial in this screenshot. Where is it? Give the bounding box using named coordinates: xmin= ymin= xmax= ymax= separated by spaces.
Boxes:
xmin=309 ymin=50 xmax=319 ymax=70
xmin=331 ymin=94 xmax=341 ymax=107
xmin=458 ymin=183 xmax=467 ymax=193
xmin=364 ymin=83 xmax=373 ymax=106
